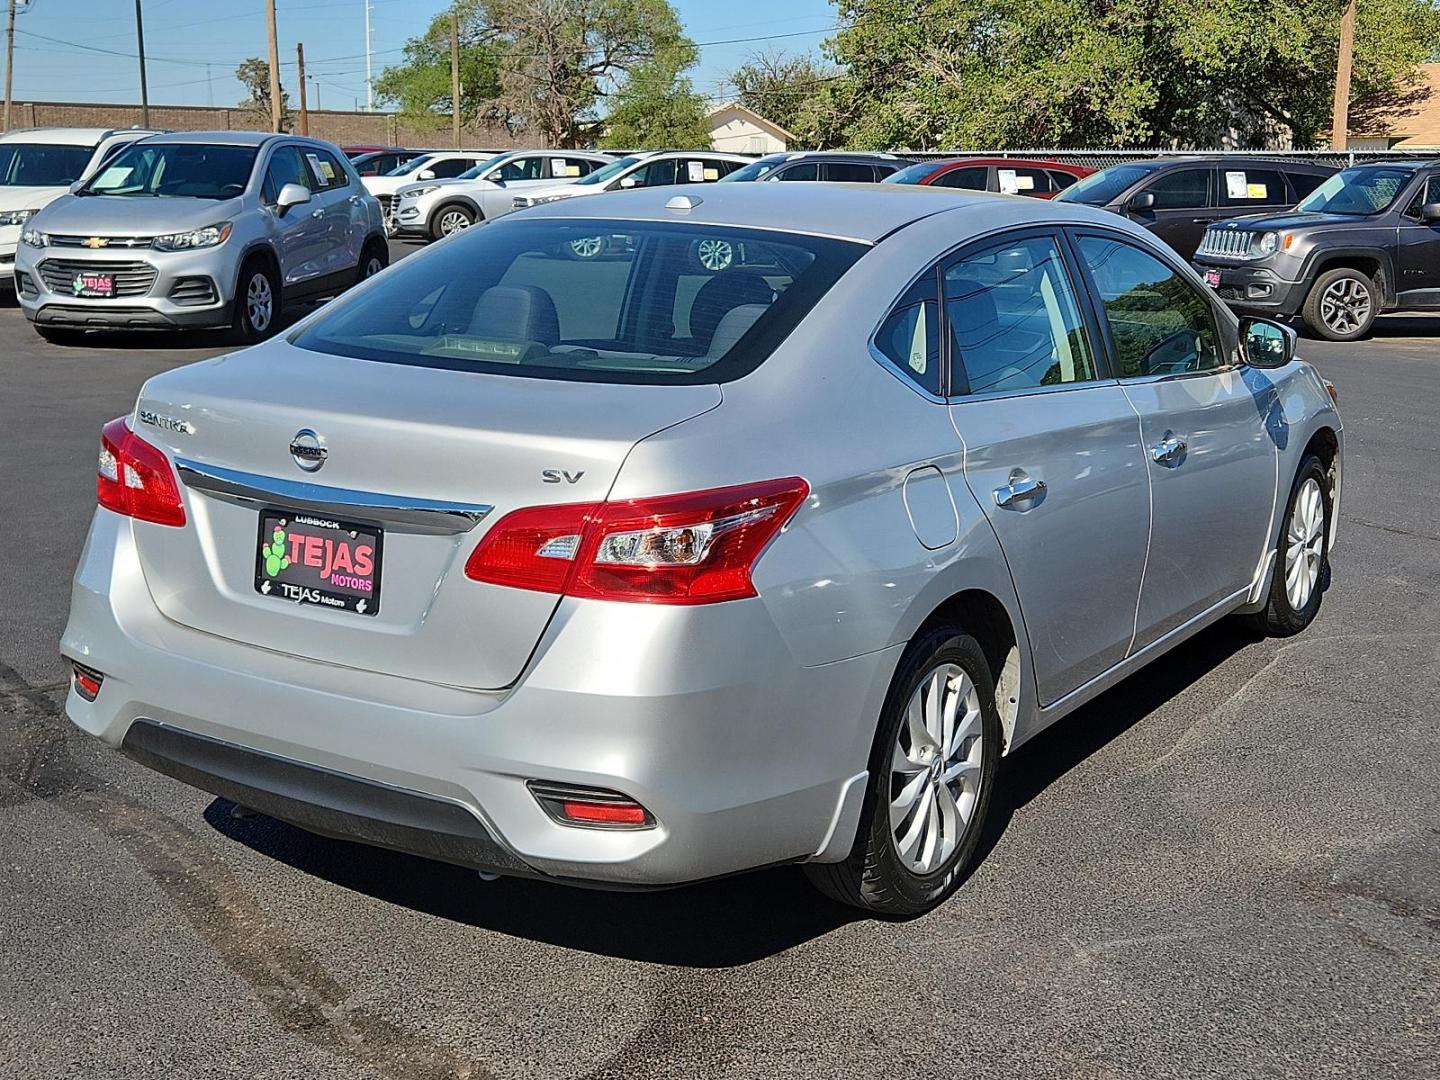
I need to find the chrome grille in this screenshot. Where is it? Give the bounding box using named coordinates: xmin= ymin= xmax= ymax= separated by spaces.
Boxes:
xmin=49 ymin=235 xmax=155 ymax=250
xmin=37 ymin=259 xmax=158 ymax=297
xmin=1198 ymin=228 xmax=1254 ymax=259
xmin=376 ymin=193 xmax=393 ymax=216
xmin=385 ymin=197 xmax=400 ymax=232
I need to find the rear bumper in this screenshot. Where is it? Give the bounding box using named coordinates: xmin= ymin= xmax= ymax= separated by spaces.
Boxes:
xmin=62 ymin=510 xmax=892 ymax=887
xmin=1193 ymin=260 xmax=1308 ymax=317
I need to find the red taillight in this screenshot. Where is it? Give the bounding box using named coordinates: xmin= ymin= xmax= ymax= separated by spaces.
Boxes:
xmin=560 ymin=801 xmax=649 ymax=826
xmin=97 ymin=417 xmax=186 ymax=527
xmin=527 ymin=781 xmax=655 ymax=829
xmin=464 ymin=477 xmax=808 ymax=605
xmin=71 ymin=662 xmax=103 ymax=702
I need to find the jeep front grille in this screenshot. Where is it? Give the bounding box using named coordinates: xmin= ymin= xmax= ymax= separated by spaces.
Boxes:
xmin=1198 ymin=229 xmax=1255 ymax=259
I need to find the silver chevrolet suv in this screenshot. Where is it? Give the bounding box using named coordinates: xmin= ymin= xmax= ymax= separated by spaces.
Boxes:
xmin=15 ymin=131 xmax=386 ymax=344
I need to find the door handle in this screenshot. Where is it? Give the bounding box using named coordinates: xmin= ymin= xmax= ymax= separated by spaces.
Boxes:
xmin=311 ymin=208 xmax=325 ymax=219
xmin=348 ymin=195 xmax=362 ymax=204
xmin=993 ymin=475 xmax=1047 ymax=508
xmin=1150 ymin=434 xmax=1187 ymax=465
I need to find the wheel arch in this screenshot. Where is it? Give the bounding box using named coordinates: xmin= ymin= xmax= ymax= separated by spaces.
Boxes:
xmin=233 ymin=243 xmax=281 ymax=302
xmin=1305 ymin=248 xmax=1395 ymax=305
xmin=428 ymin=196 xmax=483 ymax=231
xmin=909 ymin=587 xmax=1024 ymax=753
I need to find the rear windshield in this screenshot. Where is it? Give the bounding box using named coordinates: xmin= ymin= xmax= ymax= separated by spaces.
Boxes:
xmin=1054 ymin=164 xmax=1152 ymax=205
xmin=293 ymin=218 xmax=866 ymax=384
xmin=0 ymin=142 xmax=95 ymax=187
xmin=80 ymin=143 xmax=258 ymax=199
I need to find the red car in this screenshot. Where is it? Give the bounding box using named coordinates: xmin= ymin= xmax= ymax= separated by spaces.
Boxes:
xmin=883 ymin=157 xmax=1094 ymax=198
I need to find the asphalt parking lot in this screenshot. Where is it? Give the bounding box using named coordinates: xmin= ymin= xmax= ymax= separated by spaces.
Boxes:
xmin=1 ymin=245 xmax=1437 ymax=1079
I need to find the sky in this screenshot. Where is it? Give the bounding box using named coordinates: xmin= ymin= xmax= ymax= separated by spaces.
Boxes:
xmin=4 ymin=0 xmax=839 ymax=113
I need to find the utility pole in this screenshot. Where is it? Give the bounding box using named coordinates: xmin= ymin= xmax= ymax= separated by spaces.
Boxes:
xmin=450 ymin=10 xmax=460 ymax=149
xmin=1330 ymin=0 xmax=1357 ymax=151
xmin=363 ymin=0 xmax=373 ymax=111
xmin=296 ymin=43 xmax=309 ymax=135
xmin=134 ymin=0 xmax=149 ymax=128
xmin=4 ymin=0 xmax=16 ymax=133
xmin=265 ymin=0 xmax=282 ymax=132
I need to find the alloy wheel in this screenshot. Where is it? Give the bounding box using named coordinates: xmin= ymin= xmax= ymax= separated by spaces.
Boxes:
xmin=439 ymin=210 xmax=470 ymax=236
xmin=889 ymin=663 xmax=984 ymax=875
xmin=246 ymin=273 xmax=273 ymax=333
xmin=569 ymin=235 xmax=605 ymax=259
xmin=1319 ymin=277 xmax=1371 ymax=336
xmin=696 ymin=238 xmax=734 ymax=272
xmin=1285 ymin=477 xmax=1325 ymax=610
xmin=364 ymin=255 xmax=385 ymax=278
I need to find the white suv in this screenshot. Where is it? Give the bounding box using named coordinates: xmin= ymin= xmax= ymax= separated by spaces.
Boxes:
xmin=510 ymin=151 xmax=752 ymax=211
xmin=389 ymin=150 xmax=613 ymax=240
xmin=360 ymin=150 xmax=501 ymax=219
xmin=0 ymin=127 xmax=159 ymax=287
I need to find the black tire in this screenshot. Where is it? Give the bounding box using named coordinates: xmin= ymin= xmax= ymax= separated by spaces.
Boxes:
xmin=429 ymin=203 xmax=476 ymax=240
xmin=356 ymin=237 xmax=389 ymax=284
xmin=1301 ymin=267 xmax=1377 ymax=342
xmin=804 ymin=626 xmax=1001 ymax=916
xmin=231 ymin=256 xmax=280 ymax=345
xmin=33 ymin=324 xmax=86 ymax=346
xmin=1241 ymin=454 xmax=1332 ymax=637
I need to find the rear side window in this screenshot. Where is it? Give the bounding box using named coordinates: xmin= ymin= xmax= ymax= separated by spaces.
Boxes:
xmin=1144 ymin=169 xmax=1212 ymax=209
xmin=1076 ymin=235 xmax=1222 ymax=377
xmin=1286 ymin=171 xmax=1328 ymax=200
xmin=933 ymin=166 xmax=988 ymax=190
xmin=1220 ymin=168 xmax=1284 ymax=207
xmin=823 ymin=162 xmax=877 ymax=183
xmin=997 ymin=167 xmax=1051 ymax=195
xmin=1048 ymin=169 xmax=1079 ymax=191
xmin=873 ymin=273 xmax=941 ymax=395
xmin=294 ymin=219 xmax=864 ymax=385
xmin=945 ymin=235 xmax=1097 ymax=395
xmin=303 ymin=148 xmax=350 ymax=190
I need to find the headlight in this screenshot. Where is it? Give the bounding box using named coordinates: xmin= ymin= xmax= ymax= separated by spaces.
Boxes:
xmin=1256 ymin=231 xmax=1278 ymax=255
xmin=406 ymin=185 xmax=440 ymax=198
xmin=0 ymin=208 xmax=36 ymax=227
xmin=152 ymin=222 xmax=232 ymax=252
xmin=20 ymin=227 xmax=47 ymax=248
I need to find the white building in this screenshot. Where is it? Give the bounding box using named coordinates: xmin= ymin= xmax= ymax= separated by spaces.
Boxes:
xmin=706 ymin=102 xmax=795 ymax=155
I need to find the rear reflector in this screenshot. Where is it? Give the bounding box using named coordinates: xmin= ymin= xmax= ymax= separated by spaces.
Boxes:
xmin=97 ymin=417 xmax=186 ymax=527
xmin=528 ymin=781 xmax=655 ymax=830
xmin=465 ymin=477 xmax=808 ymax=604
xmin=71 ymin=662 xmax=103 ymax=702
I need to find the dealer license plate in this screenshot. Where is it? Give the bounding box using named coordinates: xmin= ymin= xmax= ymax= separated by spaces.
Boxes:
xmin=71 ymin=271 xmax=115 ymax=298
xmin=254 ymin=509 xmax=383 ymax=616
xmin=1203 ymin=269 xmax=1222 ymax=289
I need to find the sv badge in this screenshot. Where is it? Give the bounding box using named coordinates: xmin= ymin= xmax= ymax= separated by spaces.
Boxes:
xmin=541 ymin=469 xmax=585 ymax=485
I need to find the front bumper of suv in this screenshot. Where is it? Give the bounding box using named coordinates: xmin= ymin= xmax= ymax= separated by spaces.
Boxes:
xmin=14 ymin=243 xmax=233 ymax=330
xmin=61 ymin=509 xmax=889 ymax=888
xmin=1192 ymin=258 xmax=1308 ymax=317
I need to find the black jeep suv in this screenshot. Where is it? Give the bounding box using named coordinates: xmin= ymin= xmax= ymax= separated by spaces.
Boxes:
xmin=1192 ymin=159 xmax=1440 ymax=340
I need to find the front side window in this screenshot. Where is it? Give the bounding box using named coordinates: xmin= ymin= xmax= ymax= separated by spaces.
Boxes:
xmin=1076 ymin=235 xmax=1222 ymax=377
xmin=426 ymin=157 xmax=471 ymax=179
xmin=933 ymin=166 xmax=988 ymax=191
xmin=0 ymin=142 xmax=95 ymax=186
xmin=1404 ymin=174 xmax=1440 ymax=216
xmin=1295 ymin=166 xmax=1411 ymax=216
xmin=873 ymin=273 xmax=941 ymax=395
xmin=293 ymin=219 xmax=864 ymax=385
xmin=262 ymin=146 xmax=311 ymax=203
xmin=622 ymin=158 xmax=676 ymax=188
xmin=775 ymin=162 xmax=818 ymax=182
xmin=1143 ymin=168 xmax=1211 ymax=210
xmin=82 ymin=142 xmax=257 ymax=200
xmin=945 ymin=235 xmax=1097 ymax=395
xmin=493 ymin=156 xmax=544 ymax=182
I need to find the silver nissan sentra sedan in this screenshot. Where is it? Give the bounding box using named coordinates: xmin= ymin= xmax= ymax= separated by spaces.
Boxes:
xmin=61 ymin=183 xmax=1342 ymax=915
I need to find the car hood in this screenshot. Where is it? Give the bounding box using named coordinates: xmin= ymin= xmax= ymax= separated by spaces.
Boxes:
xmin=36 ymin=193 xmax=244 ymax=236
xmin=396 ymin=177 xmax=499 ymax=199
xmin=517 ymin=183 xmax=591 ymax=203
xmin=1209 ymin=210 xmax=1366 ymax=233
xmin=0 ymin=185 xmax=71 ymax=213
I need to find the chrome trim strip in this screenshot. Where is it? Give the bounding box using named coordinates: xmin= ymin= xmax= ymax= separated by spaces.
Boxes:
xmin=174 ymin=457 xmax=492 ymax=535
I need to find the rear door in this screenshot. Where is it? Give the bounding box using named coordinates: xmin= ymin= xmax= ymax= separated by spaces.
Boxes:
xmin=1071 ymin=229 xmax=1277 ymax=645
xmin=1217 ymin=165 xmax=1289 ymax=216
xmin=1133 ymin=167 xmax=1214 ymax=258
xmin=1397 ymin=173 xmax=1440 ymax=307
xmin=945 ymin=230 xmax=1151 ymax=705
xmin=995 ymin=165 xmax=1052 ymax=198
xmin=931 ymin=165 xmax=990 ymax=191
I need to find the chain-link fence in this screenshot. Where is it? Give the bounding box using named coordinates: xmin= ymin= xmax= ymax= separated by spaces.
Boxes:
xmin=895 ymin=148 xmax=1438 ymax=168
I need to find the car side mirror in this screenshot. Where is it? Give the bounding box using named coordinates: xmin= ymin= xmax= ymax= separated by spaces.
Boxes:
xmin=417 ymin=169 xmax=436 ymax=181
xmin=1420 ymin=201 xmax=1440 ymax=224
xmin=1240 ymin=316 xmax=1295 ymax=368
xmin=1127 ymin=191 xmax=1155 ymax=212
xmin=276 ymin=182 xmax=311 ymax=213
xmin=618 ymin=176 xmax=638 ymax=189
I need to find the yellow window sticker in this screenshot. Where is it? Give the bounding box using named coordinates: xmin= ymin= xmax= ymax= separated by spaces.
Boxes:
xmin=1247 ymin=182 xmax=1268 ymax=199
xmin=703 ymin=167 xmax=719 ymax=181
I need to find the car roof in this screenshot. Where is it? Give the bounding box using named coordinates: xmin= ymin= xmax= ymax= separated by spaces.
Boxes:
xmin=515 ymin=180 xmax=1125 ymax=244
xmin=918 ymin=157 xmax=1092 ymax=172
xmin=0 ymin=127 xmax=149 ymax=144
xmin=1114 ymin=156 xmax=1335 ymax=173
xmin=134 ymin=130 xmax=281 ymax=147
xmin=1340 ymin=157 xmax=1440 ymax=171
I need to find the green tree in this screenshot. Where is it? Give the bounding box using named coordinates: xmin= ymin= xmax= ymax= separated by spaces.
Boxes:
xmin=819 ymin=0 xmax=1440 ymax=150
xmin=376 ymin=0 xmax=693 ymax=148
xmin=601 ymin=40 xmax=710 ymax=149
xmin=727 ymin=49 xmax=840 ymax=146
xmin=235 ymin=58 xmax=292 ymax=131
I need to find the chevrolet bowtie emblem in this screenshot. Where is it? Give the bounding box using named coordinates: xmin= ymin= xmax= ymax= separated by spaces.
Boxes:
xmin=83 ymin=236 xmax=108 ymax=249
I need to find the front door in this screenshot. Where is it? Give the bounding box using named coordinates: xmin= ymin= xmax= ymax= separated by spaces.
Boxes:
xmin=261 ymin=146 xmax=327 ymax=285
xmin=944 ymin=231 xmax=1151 ymax=706
xmin=1132 ymin=167 xmax=1214 ymax=259
xmin=1072 ymin=230 xmax=1278 ymax=646
xmin=1397 ymin=173 xmax=1440 ymax=308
